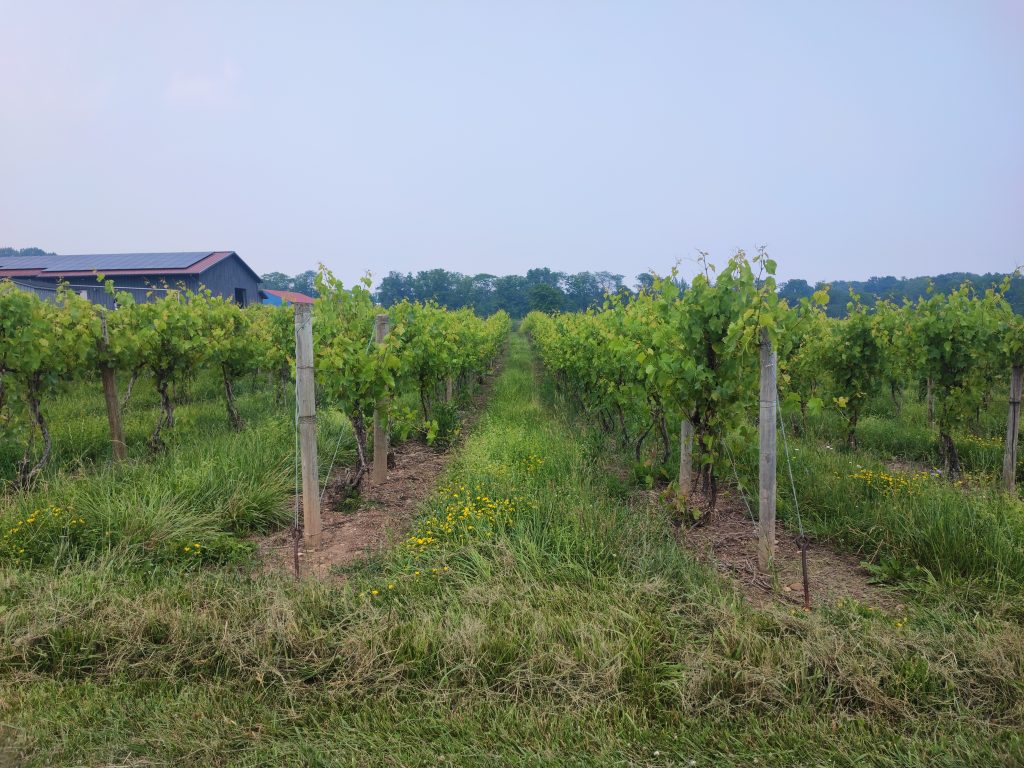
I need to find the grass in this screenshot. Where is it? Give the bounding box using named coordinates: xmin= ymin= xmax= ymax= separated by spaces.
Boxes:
xmin=753 ymin=388 xmax=1024 ymax=592
xmin=0 ymin=372 xmax=354 ymax=569
xmin=1 ymin=334 xmax=1023 ymax=765
xmin=727 ymin=439 xmax=1024 ymax=591
xmin=794 ymin=395 xmax=1012 ymax=476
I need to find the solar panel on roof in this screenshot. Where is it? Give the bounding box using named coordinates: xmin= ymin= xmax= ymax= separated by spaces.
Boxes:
xmin=44 ymin=252 xmax=213 ymax=271
xmin=0 ymin=255 xmax=50 ymax=269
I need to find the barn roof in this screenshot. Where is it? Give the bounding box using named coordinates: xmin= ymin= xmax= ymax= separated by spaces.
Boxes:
xmin=261 ymin=289 xmax=315 ymax=304
xmin=0 ymin=251 xmax=260 ymax=281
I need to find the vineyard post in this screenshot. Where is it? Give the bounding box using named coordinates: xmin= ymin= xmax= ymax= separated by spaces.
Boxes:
xmin=1003 ymin=365 xmax=1023 ymax=493
xmin=678 ymin=417 xmax=694 ymax=502
xmin=99 ymin=312 xmax=126 ymax=462
xmin=372 ymin=314 xmax=390 ymax=484
xmin=295 ymin=303 xmax=321 ymax=548
xmin=445 ymin=376 xmax=454 ymax=403
xmin=758 ymin=328 xmax=777 ymax=573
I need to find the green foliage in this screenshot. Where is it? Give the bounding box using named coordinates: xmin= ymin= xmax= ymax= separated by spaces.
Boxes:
xmin=198 ymin=295 xmax=261 ymax=429
xmin=526 ymin=249 xmax=790 ymax=506
xmin=314 ymin=270 xmax=401 ymax=447
xmin=425 ymin=401 xmax=461 ymax=447
xmin=527 ymin=283 xmax=564 ymax=313
xmin=908 ymin=284 xmax=1005 ymax=472
xmin=0 ymin=283 xmax=100 ymax=484
xmin=314 ymin=268 xmax=508 ymax=479
xmin=777 ymin=297 xmax=829 ymax=431
xmin=814 ymin=296 xmax=886 ymax=447
xmin=0 ymin=271 xmax=508 ymax=487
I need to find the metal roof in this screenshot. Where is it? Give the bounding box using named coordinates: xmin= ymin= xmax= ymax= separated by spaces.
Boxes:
xmin=0 ymin=251 xmax=261 ymax=282
xmin=261 ymin=289 xmax=315 ymax=304
xmin=0 ymin=255 xmax=54 ymax=269
xmin=0 ymin=252 xmax=212 ymax=272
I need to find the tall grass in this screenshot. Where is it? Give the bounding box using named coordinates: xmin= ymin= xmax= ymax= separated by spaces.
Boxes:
xmin=732 ymin=444 xmax=1024 ymax=589
xmin=799 ymin=394 xmax=1012 ymax=476
xmin=0 ymin=373 xmax=353 ymax=568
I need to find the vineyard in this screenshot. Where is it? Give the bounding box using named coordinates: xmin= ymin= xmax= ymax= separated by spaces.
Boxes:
xmin=2 ymin=257 xmax=1024 ymax=766
xmin=524 ymin=251 xmax=1024 ymax=588
xmin=0 ymin=274 xmax=508 ymax=564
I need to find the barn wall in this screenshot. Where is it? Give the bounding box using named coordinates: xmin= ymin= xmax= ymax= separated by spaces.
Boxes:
xmin=194 ymin=255 xmax=261 ymax=306
xmin=6 ymin=277 xmax=127 ymax=308
xmin=4 ymin=277 xmax=73 ymax=303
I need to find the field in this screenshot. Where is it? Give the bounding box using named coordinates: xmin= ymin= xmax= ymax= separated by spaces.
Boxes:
xmin=3 ymin=264 xmax=1024 ymax=766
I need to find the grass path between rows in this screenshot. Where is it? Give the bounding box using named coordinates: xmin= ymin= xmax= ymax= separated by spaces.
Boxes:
xmin=2 ymin=333 xmax=1022 ymax=766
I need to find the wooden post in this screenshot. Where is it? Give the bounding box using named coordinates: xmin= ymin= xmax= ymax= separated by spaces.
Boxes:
xmin=926 ymin=377 xmax=934 ymax=424
xmin=372 ymin=314 xmax=390 ymax=484
xmin=678 ymin=417 xmax=694 ymax=502
xmin=99 ymin=313 xmax=126 ymax=462
xmin=758 ymin=328 xmax=777 ymax=573
xmin=445 ymin=376 xmax=454 ymax=403
xmin=1003 ymin=365 xmax=1023 ymax=493
xmin=295 ymin=303 xmax=321 ymax=548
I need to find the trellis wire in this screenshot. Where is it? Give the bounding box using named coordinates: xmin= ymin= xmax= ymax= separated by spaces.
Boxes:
xmin=293 ymin=389 xmax=301 ymax=578
xmin=319 ymin=418 xmax=348 ymax=505
xmin=723 ymin=441 xmax=758 ymax=531
xmin=776 ymin=391 xmax=811 ymax=609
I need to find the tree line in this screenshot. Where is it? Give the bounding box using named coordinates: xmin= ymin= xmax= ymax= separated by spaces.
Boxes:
xmin=780 ymin=272 xmax=1024 ymax=317
xmin=370 ymin=268 xmax=1024 ymax=318
xmin=6 ymin=247 xmax=1023 ymax=318
xmin=374 ymin=268 xmax=640 ymax=316
xmin=263 ymin=267 xmax=641 ymax=316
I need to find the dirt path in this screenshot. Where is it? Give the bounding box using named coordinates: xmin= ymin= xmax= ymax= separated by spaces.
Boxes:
xmin=258 ymin=440 xmax=451 ymax=578
xmin=679 ymin=489 xmax=899 ymax=612
xmin=258 ymin=362 xmax=502 ymax=579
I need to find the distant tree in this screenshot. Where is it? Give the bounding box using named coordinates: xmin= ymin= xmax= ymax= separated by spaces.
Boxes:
xmin=0 ymin=246 xmax=54 ymax=259
xmin=358 ymin=265 xmax=1024 ymax=319
xmin=525 ymin=267 xmax=566 ymax=289
xmin=413 ymin=269 xmax=462 ymax=307
xmin=376 ymin=271 xmax=416 ymax=306
xmin=259 ymin=272 xmax=291 ymax=290
xmin=634 ymin=273 xmax=655 ymax=293
xmin=563 ymin=272 xmax=602 ymax=312
xmin=289 ymin=270 xmax=318 ymax=297
xmin=259 ymin=270 xmax=319 ymax=297
xmin=528 ymin=283 xmax=565 ymax=313
xmin=778 ymin=278 xmax=814 ymax=305
xmin=594 ymin=271 xmax=626 ymax=295
xmin=493 ymin=275 xmax=531 ymax=318
xmin=465 ymin=274 xmax=498 ymax=314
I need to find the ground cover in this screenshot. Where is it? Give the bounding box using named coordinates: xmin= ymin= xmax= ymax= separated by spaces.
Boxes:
xmin=1 ymin=334 xmax=1021 ymax=766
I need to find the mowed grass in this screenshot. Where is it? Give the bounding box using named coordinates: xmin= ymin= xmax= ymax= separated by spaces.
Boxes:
xmin=1 ymin=335 xmax=1023 ymax=766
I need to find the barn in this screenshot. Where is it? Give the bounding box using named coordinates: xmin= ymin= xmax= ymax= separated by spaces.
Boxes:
xmin=0 ymin=251 xmax=261 ymax=308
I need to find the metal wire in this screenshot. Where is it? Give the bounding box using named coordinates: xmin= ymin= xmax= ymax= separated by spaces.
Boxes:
xmin=319 ymin=416 xmax=348 ymax=505
xmin=723 ymin=440 xmax=758 ymax=531
xmin=775 ymin=392 xmax=806 ymax=538
xmin=9 ymin=278 xmax=175 ymax=294
xmin=776 ymin=391 xmax=811 ymax=609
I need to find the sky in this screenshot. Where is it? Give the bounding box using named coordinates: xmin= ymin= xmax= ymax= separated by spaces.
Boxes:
xmin=1 ymin=1 xmax=1022 ymax=288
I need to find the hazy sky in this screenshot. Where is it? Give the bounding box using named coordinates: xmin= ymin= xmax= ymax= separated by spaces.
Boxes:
xmin=2 ymin=1 xmax=1022 ymax=287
